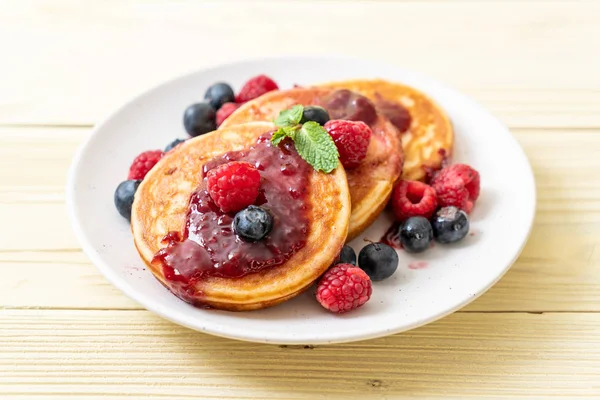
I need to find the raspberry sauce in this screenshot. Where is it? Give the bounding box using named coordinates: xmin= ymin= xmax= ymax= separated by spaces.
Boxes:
xmin=322 ymin=89 xmax=412 ymax=134
xmin=408 ymin=261 xmax=429 ymax=270
xmin=374 ymin=96 xmax=412 ymax=133
xmin=422 ymin=149 xmax=451 ymax=184
xmin=152 ymin=134 xmax=312 ymax=302
xmin=322 ymin=89 xmax=377 ymax=125
xmin=381 ymin=222 xmax=402 ymax=249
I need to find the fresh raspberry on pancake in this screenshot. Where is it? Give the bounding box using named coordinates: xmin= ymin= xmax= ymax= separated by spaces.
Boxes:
xmin=235 ymin=75 xmax=279 ymax=103
xmin=431 ymin=164 xmax=480 ymax=213
xmin=324 ymin=120 xmax=372 ymax=169
xmin=316 ymin=264 xmax=372 ymax=313
xmin=206 ymin=162 xmax=261 ymax=213
xmin=216 ymin=102 xmax=240 ymax=127
xmin=391 ymin=180 xmax=438 ymax=221
xmin=128 ymin=150 xmax=163 ymax=180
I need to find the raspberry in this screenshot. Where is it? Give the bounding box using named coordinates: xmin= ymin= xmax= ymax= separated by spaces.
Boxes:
xmin=128 ymin=150 xmax=163 ymax=180
xmin=324 ymin=120 xmax=372 ymax=169
xmin=316 ymin=264 xmax=372 ymax=313
xmin=235 ymin=75 xmax=279 ymax=103
xmin=216 ymin=102 xmax=240 ymax=127
xmin=206 ymin=162 xmax=261 ymax=213
xmin=391 ymin=180 xmax=438 ymax=221
xmin=431 ymin=164 xmax=480 ymax=213
xmin=434 ymin=181 xmax=472 ymax=213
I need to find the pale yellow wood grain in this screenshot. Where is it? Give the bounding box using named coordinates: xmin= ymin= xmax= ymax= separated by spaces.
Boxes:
xmin=1 ymin=310 xmax=599 ymax=399
xmin=1 ymin=1 xmax=599 ymax=398
xmin=0 ymin=0 xmax=598 ymax=127
xmin=0 ymin=126 xmax=598 ymax=312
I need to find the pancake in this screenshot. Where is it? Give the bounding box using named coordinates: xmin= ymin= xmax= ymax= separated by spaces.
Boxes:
xmin=318 ymin=79 xmax=453 ymax=181
xmin=131 ymin=122 xmax=351 ymax=311
xmin=220 ymin=88 xmax=403 ymax=241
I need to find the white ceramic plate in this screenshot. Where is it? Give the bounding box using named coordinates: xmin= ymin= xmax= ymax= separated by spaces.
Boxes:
xmin=67 ymin=56 xmax=535 ymax=344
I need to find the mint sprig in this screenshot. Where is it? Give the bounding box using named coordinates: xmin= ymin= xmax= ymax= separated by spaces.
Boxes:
xmin=271 ymin=126 xmax=296 ymax=146
xmin=273 ymin=105 xmax=303 ymax=128
xmin=271 ymin=106 xmax=339 ymax=173
xmin=294 ymin=122 xmax=339 ymax=173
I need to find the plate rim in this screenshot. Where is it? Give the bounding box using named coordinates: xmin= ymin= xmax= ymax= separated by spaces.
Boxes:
xmin=66 ymin=55 xmax=537 ymax=344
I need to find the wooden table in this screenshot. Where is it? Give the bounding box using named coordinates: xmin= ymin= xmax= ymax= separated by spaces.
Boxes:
xmin=1 ymin=1 xmax=599 ymax=398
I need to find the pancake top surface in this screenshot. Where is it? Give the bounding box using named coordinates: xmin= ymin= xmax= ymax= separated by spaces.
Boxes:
xmin=318 ymin=79 xmax=454 ymax=181
xmin=221 ymin=88 xmax=403 ymax=240
xmin=156 ymin=134 xmax=313 ymax=280
xmin=131 ymin=122 xmax=350 ymax=309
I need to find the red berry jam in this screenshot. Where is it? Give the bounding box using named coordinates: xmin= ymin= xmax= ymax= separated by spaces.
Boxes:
xmin=374 ymin=96 xmax=412 ymax=133
xmin=152 ymin=134 xmax=312 ymax=302
xmin=381 ymin=222 xmax=402 ymax=249
xmin=322 ymin=89 xmax=377 ymax=125
xmin=422 ymin=149 xmax=451 ymax=184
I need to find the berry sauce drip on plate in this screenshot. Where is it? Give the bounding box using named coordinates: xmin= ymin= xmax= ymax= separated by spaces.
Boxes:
xmin=152 ymin=134 xmax=312 ymax=302
xmin=381 ymin=222 xmax=402 ymax=249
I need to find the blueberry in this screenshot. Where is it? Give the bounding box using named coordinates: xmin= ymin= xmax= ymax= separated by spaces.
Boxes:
xmin=183 ymin=103 xmax=216 ymax=137
xmin=337 ymin=245 xmax=356 ymax=265
xmin=164 ymin=138 xmax=185 ymax=152
xmin=233 ymin=206 xmax=274 ymax=242
xmin=358 ymin=242 xmax=398 ymax=281
xmin=204 ymin=82 xmax=235 ymax=110
xmin=431 ymin=206 xmax=469 ymax=244
xmin=400 ymin=216 xmax=433 ymax=253
xmin=114 ymin=180 xmax=141 ymax=221
xmin=300 ymin=106 xmax=330 ymax=125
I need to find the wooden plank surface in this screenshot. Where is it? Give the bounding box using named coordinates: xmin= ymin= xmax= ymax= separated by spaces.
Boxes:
xmin=1 ymin=310 xmax=599 ymax=399
xmin=1 ymin=0 xmax=600 ymax=398
xmin=0 ymin=0 xmax=599 ymax=127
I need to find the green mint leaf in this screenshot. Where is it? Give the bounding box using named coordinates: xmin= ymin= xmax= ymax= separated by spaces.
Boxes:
xmin=274 ymin=105 xmax=304 ymax=128
xmin=283 ymin=125 xmax=298 ymax=138
xmin=294 ymin=121 xmax=340 ymax=173
xmin=271 ymin=126 xmax=298 ymax=146
xmin=271 ymin=128 xmax=288 ymax=146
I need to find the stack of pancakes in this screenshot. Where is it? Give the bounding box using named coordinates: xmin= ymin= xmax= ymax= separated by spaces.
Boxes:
xmin=132 ymin=79 xmax=453 ymax=311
